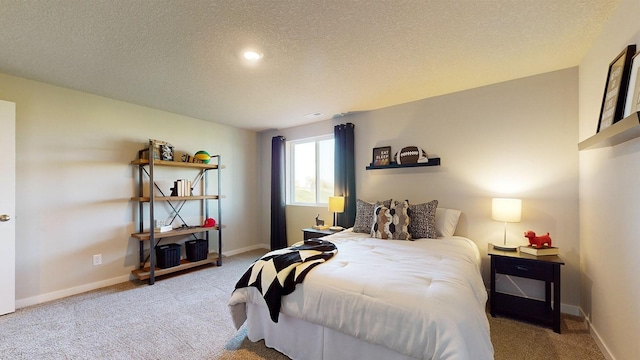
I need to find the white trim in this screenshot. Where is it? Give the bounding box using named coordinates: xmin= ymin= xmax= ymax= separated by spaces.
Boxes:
xmin=580 ymin=308 xmax=616 ymax=360
xmin=222 ymin=244 xmax=269 ymax=257
xmin=16 ymin=274 xmax=130 ymax=309
xmin=15 ymin=246 xmax=271 ymax=309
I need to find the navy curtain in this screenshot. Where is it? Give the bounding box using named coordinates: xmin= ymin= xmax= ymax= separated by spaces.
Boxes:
xmin=270 ymin=136 xmax=288 ymax=250
xmin=334 ymin=123 xmax=356 ymax=228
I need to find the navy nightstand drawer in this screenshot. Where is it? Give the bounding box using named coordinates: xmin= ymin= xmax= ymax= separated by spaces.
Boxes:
xmin=495 ymin=257 xmax=552 ymax=281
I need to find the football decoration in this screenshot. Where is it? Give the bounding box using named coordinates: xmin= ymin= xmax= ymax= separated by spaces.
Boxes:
xmin=395 ymin=146 xmax=429 ymax=164
xmin=194 ymin=150 xmax=211 ymax=164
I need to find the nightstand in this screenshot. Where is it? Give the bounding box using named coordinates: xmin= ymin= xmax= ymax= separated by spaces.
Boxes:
xmin=302 ymin=228 xmax=341 ymax=241
xmin=489 ymin=245 xmax=565 ymax=333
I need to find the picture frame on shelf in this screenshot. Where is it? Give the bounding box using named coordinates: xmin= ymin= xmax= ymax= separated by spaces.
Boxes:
xmin=597 ymin=44 xmax=636 ymax=133
xmin=623 ymin=51 xmax=640 ymax=118
xmin=372 ymin=146 xmax=391 ymax=166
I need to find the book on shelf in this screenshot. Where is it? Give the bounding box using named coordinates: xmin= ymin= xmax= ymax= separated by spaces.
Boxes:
xmin=519 ymin=245 xmax=559 ymax=256
xmin=154 ymin=225 xmax=173 ymax=233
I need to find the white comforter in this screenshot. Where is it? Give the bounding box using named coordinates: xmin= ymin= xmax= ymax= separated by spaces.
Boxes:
xmin=229 ymin=230 xmax=493 ymax=360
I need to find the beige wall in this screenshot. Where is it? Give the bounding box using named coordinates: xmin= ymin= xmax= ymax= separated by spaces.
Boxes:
xmin=578 ymin=0 xmax=640 ymax=359
xmin=0 ymin=73 xmax=260 ymax=307
xmin=259 ymin=67 xmax=581 ymax=312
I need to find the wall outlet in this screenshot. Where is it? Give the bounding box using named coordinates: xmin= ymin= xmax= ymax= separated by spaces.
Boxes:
xmin=93 ymin=254 xmax=102 ymax=266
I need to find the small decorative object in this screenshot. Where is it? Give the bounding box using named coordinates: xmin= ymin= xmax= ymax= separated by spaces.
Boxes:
xmin=623 ymin=51 xmax=640 ymax=117
xmin=372 ymin=146 xmax=391 ymax=166
xmin=597 ymin=44 xmax=636 ymax=133
xmin=148 ymin=139 xmax=174 ymax=161
xmin=312 ymin=214 xmax=329 ymax=230
xmin=524 ymin=231 xmax=552 ymax=249
xmin=395 ymin=146 xmax=429 ymax=164
xmin=194 ymin=150 xmax=211 ymax=164
xmin=203 ymin=218 xmax=216 ymax=228
xmin=181 ymin=153 xmax=192 ymax=162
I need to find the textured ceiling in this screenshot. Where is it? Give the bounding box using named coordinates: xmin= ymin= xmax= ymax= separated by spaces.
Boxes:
xmin=0 ymin=0 xmax=619 ymax=131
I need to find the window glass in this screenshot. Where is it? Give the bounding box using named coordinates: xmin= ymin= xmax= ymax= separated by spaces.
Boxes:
xmin=290 ymin=136 xmax=334 ymax=205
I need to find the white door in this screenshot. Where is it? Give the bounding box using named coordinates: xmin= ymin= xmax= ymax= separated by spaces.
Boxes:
xmin=0 ymin=100 xmax=16 ymax=315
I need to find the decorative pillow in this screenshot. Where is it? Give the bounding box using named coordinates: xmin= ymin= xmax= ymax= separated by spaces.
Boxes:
xmin=435 ymin=207 xmax=461 ymax=238
xmin=371 ymin=205 xmax=393 ymax=239
xmin=391 ymin=200 xmax=412 ymax=240
xmin=409 ymin=200 xmax=438 ymax=239
xmin=353 ymin=199 xmax=376 ymax=233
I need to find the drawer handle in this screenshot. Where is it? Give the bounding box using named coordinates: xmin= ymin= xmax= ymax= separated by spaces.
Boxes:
xmin=516 ymin=266 xmax=529 ymax=271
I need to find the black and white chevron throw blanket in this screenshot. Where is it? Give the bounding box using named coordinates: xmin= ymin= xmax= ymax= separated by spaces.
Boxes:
xmin=233 ymin=238 xmax=337 ymax=322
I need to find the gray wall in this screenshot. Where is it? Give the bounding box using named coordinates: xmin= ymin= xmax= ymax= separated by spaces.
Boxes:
xmin=578 ymin=0 xmax=640 ymax=359
xmin=0 ymin=73 xmax=260 ymax=307
xmin=259 ymin=67 xmax=580 ymax=312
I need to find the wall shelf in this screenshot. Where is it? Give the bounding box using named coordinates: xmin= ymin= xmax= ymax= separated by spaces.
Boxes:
xmin=578 ymin=111 xmax=640 ymax=150
xmin=366 ymin=158 xmax=440 ymax=170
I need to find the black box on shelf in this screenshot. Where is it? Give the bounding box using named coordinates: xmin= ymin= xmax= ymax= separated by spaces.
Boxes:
xmin=155 ymin=243 xmax=181 ymax=268
xmin=185 ymin=239 xmax=208 ymax=262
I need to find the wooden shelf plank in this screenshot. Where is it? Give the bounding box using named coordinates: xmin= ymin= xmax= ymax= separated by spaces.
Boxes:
xmin=130 ymin=159 xmax=219 ymax=169
xmin=131 ymin=253 xmax=219 ymax=280
xmin=131 ymin=226 xmax=219 ymax=241
xmin=366 ymin=158 xmax=440 ymax=170
xmin=578 ymin=111 xmax=640 ymax=150
xmin=130 ymin=195 xmax=219 ymax=202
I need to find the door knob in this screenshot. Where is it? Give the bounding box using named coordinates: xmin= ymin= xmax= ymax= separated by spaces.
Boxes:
xmin=0 ymin=214 xmax=10 ymax=222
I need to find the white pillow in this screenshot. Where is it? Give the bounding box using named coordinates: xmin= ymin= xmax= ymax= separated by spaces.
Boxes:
xmin=435 ymin=208 xmax=461 ymax=237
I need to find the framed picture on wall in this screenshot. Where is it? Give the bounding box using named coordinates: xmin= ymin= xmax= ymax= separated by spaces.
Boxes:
xmin=623 ymin=51 xmax=640 ymax=118
xmin=597 ymin=44 xmax=636 ymax=133
xmin=372 ymin=146 xmax=391 ymax=166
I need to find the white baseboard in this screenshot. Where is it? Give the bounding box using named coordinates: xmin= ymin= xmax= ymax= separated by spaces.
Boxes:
xmin=16 ymin=274 xmax=130 ymax=309
xmin=222 ymin=243 xmax=269 ymax=257
xmin=580 ymin=308 xmax=615 ymax=360
xmin=16 ymin=245 xmax=272 ymax=310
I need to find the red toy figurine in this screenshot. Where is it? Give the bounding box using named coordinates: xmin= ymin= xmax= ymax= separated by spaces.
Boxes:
xmin=524 ymin=231 xmax=552 ymax=248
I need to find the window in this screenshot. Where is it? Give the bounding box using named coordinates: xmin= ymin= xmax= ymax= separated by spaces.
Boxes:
xmin=288 ymin=135 xmax=334 ymax=205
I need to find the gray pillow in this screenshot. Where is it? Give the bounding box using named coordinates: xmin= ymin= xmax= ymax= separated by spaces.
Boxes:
xmin=409 ymin=200 xmax=438 ymax=239
xmin=353 ymin=199 xmax=375 ymax=233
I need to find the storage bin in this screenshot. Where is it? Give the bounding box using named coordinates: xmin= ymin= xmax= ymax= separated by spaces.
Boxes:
xmin=185 ymin=239 xmax=208 ymax=262
xmin=155 ymin=243 xmax=181 ymax=268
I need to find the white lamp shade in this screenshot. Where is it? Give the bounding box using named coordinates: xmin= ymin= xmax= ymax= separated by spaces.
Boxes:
xmin=328 ymin=196 xmax=345 ymax=213
xmin=492 ymin=198 xmax=521 ymax=223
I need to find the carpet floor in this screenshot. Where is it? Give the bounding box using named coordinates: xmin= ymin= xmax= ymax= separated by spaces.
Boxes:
xmin=0 ymin=249 xmax=604 ymax=359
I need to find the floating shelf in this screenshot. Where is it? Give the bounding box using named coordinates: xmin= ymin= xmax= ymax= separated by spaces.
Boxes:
xmin=366 ymin=158 xmax=440 ymax=170
xmin=578 ymin=111 xmax=640 ymax=150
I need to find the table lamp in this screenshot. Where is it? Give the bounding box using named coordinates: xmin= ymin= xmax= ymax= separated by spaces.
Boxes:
xmin=492 ymin=198 xmax=521 ymax=251
xmin=328 ymin=196 xmax=345 ymax=231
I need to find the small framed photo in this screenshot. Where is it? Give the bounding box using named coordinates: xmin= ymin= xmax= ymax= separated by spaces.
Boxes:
xmin=372 ymin=146 xmax=391 ymax=166
xmin=597 ymin=44 xmax=636 ymax=133
xmin=623 ymin=51 xmax=640 ymax=118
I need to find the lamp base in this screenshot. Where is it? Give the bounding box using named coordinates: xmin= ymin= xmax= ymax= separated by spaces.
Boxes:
xmin=492 ymin=243 xmax=518 ymax=251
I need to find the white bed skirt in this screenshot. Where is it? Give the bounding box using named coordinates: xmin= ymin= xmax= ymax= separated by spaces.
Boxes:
xmin=246 ymin=302 xmax=417 ymax=360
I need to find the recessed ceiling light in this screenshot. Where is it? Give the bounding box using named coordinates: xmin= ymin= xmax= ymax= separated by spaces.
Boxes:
xmin=243 ymin=50 xmax=263 ymax=61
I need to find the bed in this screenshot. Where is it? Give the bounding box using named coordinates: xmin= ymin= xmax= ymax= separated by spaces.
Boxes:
xmin=229 ymin=222 xmax=493 ymax=359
